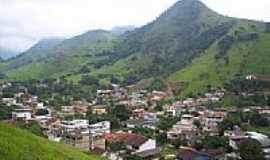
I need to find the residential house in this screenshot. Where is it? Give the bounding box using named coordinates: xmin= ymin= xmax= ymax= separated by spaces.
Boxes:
xmin=59 ymin=119 xmax=89 ymax=133
xmin=63 ymin=129 xmax=90 ymax=151
xmin=123 ymin=111 xmax=158 ymax=130
xmin=2 ymin=97 xmax=17 ymax=106
xmin=74 ymin=105 xmax=89 ymax=116
xmin=132 ymin=109 xmax=145 ymax=119
xmin=148 ymin=91 xmax=168 ymax=103
xmin=202 ymin=110 xmax=227 ymax=135
xmin=89 ymin=121 xmax=111 ymax=137
xmin=89 ymin=121 xmax=111 ymax=150
xmin=229 ymin=132 xmax=270 ymax=159
xmin=12 ymin=108 xmax=32 ymax=121
xmin=246 ymin=132 xmax=270 ymax=159
xmin=105 ymin=133 xmax=156 ymax=153
xmin=91 ymin=105 xmax=107 ymax=115
xmin=165 ymin=105 xmax=180 ymax=118
xmin=254 ymin=107 xmax=270 ymax=114
xmin=167 ymin=115 xmax=198 ymax=145
xmin=60 ymin=120 xmax=90 ymax=151
xmin=61 ymin=106 xmax=75 ymax=115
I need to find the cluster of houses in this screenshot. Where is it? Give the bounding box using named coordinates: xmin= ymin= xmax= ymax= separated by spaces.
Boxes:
xmin=1 ymin=82 xmax=270 ymax=160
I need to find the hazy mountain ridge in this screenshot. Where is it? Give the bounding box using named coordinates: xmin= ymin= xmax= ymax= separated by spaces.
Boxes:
xmin=1 ymin=0 xmax=270 ymax=95
xmin=111 ymin=25 xmax=136 ymax=35
xmin=2 ymin=38 xmax=64 ymax=71
xmin=0 ymin=48 xmax=19 ymax=60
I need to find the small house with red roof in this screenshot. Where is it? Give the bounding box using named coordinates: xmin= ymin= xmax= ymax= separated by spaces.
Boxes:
xmin=105 ymin=132 xmax=156 ymax=153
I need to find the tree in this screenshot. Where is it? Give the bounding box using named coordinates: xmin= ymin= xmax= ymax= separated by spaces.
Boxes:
xmin=107 ymin=142 xmax=124 ymax=152
xmin=202 ymin=136 xmax=229 ymax=150
xmin=156 ymin=132 xmax=167 ymax=145
xmin=193 ymin=119 xmax=201 ymax=129
xmin=170 ymin=138 xmax=188 ymax=149
xmin=79 ymin=75 xmax=99 ymax=86
xmin=35 ymin=109 xmax=49 ymax=116
xmin=110 ymin=104 xmax=131 ymax=121
xmin=0 ymin=105 xmax=16 ymax=120
xmin=79 ymin=66 xmax=90 ymax=73
xmin=154 ymin=100 xmax=171 ymax=112
xmin=250 ymin=112 xmax=269 ymax=127
xmin=147 ymin=78 xmax=167 ymax=91
xmin=125 ymin=155 xmax=143 ymax=160
xmin=132 ymin=127 xmax=155 ymax=138
xmin=157 ymin=117 xmax=178 ymax=131
xmin=0 ymin=72 xmax=6 ymax=79
xmin=218 ymin=116 xmax=241 ymax=131
xmin=239 ymin=139 xmax=265 ymax=160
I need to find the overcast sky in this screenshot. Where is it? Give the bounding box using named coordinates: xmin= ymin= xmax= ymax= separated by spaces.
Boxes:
xmin=0 ymin=0 xmax=270 ymax=53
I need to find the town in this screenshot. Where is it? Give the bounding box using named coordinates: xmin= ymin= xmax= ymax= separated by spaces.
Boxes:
xmin=1 ymin=76 xmax=270 ymax=160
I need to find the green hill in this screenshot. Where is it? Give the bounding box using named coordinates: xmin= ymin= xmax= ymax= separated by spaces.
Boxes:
xmin=2 ymin=30 xmax=117 ymax=81
xmin=0 ymin=123 xmax=103 ymax=160
xmin=1 ymin=0 xmax=270 ymax=96
xmin=2 ymin=38 xmax=64 ymax=71
xmin=0 ymin=48 xmax=18 ymax=60
xmin=168 ymin=22 xmax=270 ymax=96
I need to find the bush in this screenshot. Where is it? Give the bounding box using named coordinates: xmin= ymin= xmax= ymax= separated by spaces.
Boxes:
xmin=35 ymin=109 xmax=49 ymax=116
xmin=240 ymin=139 xmax=265 ymax=160
xmin=79 ymin=75 xmax=99 ymax=86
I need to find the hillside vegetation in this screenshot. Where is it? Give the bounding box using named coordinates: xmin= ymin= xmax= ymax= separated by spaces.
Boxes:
xmin=0 ymin=123 xmax=103 ymax=160
xmin=1 ymin=0 xmax=270 ymax=96
xmin=169 ymin=22 xmax=270 ymax=96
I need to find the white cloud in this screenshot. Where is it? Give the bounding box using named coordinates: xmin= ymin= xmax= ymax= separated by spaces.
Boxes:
xmin=0 ymin=0 xmax=269 ymax=53
xmin=202 ymin=0 xmax=270 ymax=21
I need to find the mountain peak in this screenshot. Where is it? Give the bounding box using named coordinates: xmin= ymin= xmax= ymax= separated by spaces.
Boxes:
xmin=173 ymin=0 xmax=205 ymax=8
xmin=155 ymin=0 xmax=216 ymax=24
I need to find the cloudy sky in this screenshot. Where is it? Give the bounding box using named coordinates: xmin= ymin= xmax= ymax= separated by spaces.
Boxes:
xmin=0 ymin=0 xmax=270 ymax=53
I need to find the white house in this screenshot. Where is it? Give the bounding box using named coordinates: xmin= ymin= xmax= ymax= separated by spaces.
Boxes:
xmin=60 ymin=119 xmax=89 ymax=132
xmin=12 ymin=108 xmax=32 ymax=121
xmin=181 ymin=114 xmax=195 ymax=125
xmin=135 ymin=139 xmax=156 ymax=153
xmin=89 ymin=121 xmax=111 ymax=137
xmin=61 ymin=106 xmax=75 ymax=115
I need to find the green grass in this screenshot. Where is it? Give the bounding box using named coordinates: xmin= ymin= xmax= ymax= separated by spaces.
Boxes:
xmin=0 ymin=123 xmax=103 ymax=160
xmin=5 ymin=39 xmax=117 ymax=81
xmin=243 ymin=34 xmax=270 ymax=75
xmin=160 ymin=147 xmax=177 ymax=160
xmin=244 ymin=125 xmax=270 ymax=135
xmin=168 ymin=23 xmax=270 ymax=97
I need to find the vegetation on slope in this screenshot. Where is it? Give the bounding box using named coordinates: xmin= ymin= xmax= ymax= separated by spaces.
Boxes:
xmin=4 ymin=31 xmax=119 ymax=81
xmin=1 ymin=0 xmax=233 ymax=82
xmin=1 ymin=0 xmax=270 ymax=98
xmin=2 ymin=38 xmax=64 ymax=71
xmin=169 ymin=21 xmax=270 ymax=96
xmin=0 ymin=123 xmax=103 ymax=160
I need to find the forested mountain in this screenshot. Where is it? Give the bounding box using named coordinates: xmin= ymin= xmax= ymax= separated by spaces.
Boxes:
xmin=2 ymin=38 xmax=64 ymax=71
xmin=1 ymin=0 xmax=270 ymax=96
xmin=0 ymin=48 xmax=18 ymax=60
xmin=1 ymin=30 xmax=117 ymax=80
xmin=111 ymin=26 xmax=136 ymax=35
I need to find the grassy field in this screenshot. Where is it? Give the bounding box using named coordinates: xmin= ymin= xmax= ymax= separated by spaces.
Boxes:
xmin=168 ymin=31 xmax=270 ymax=97
xmin=0 ymin=123 xmax=104 ymax=160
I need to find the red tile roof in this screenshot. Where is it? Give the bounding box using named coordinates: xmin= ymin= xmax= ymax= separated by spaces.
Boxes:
xmin=105 ymin=133 xmax=148 ymax=147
